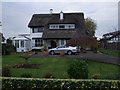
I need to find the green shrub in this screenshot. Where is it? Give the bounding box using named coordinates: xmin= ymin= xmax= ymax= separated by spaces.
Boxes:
xmin=21 ymin=73 xmax=32 ymax=78
xmin=2 ymin=44 xmax=16 ymax=55
xmin=2 ymin=66 xmax=11 ymax=77
xmin=67 ymin=60 xmax=88 ymax=79
xmin=2 ymin=77 xmax=119 ymax=89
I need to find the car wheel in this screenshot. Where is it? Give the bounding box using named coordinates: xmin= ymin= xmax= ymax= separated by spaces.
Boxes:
xmin=67 ymin=50 xmax=73 ymax=55
xmin=50 ymin=51 xmax=55 ymax=55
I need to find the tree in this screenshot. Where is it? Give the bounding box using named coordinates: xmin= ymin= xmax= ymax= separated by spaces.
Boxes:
xmin=66 ymin=35 xmax=98 ymax=47
xmin=85 ymin=18 xmax=97 ymax=37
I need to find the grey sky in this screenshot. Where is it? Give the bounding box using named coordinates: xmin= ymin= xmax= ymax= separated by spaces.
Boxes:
xmin=1 ymin=2 xmax=118 ymax=39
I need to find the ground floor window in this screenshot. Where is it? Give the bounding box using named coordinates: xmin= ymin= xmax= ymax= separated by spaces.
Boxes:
xmin=60 ymin=39 xmax=66 ymax=46
xmin=15 ymin=40 xmax=19 ymax=48
xmin=21 ymin=40 xmax=24 ymax=47
xmin=34 ymin=38 xmax=43 ymax=47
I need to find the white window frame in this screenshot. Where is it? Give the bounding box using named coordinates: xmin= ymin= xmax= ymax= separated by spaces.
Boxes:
xmin=49 ymin=24 xmax=75 ymax=29
xmin=15 ymin=40 xmax=19 ymax=48
xmin=34 ymin=39 xmax=43 ymax=47
xmin=21 ymin=40 xmax=24 ymax=48
xmin=33 ymin=27 xmax=44 ymax=33
xmin=60 ymin=39 xmax=66 ymax=46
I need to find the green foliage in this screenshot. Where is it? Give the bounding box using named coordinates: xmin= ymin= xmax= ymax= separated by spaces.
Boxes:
xmin=67 ymin=60 xmax=88 ymax=79
xmin=2 ymin=77 xmax=119 ymax=89
xmin=21 ymin=73 xmax=32 ymax=78
xmin=2 ymin=43 xmax=16 ymax=55
xmin=6 ymin=39 xmax=12 ymax=44
xmin=85 ymin=17 xmax=97 ymax=36
xmin=2 ymin=66 xmax=11 ymax=77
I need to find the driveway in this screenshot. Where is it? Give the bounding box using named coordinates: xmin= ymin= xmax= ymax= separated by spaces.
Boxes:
xmin=32 ymin=52 xmax=119 ymax=66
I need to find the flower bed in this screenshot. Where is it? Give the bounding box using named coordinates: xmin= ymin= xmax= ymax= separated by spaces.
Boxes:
xmin=1 ymin=77 xmax=119 ymax=89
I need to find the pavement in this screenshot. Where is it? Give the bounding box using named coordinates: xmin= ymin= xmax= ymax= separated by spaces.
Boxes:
xmin=32 ymin=52 xmax=120 ymax=66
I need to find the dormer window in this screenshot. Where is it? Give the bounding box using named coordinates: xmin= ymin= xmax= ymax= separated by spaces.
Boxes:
xmin=49 ymin=24 xmax=75 ymax=29
xmin=59 ymin=25 xmax=65 ymax=29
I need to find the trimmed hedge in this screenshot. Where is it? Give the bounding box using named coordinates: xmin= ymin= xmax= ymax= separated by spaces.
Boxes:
xmin=1 ymin=77 xmax=120 ymax=89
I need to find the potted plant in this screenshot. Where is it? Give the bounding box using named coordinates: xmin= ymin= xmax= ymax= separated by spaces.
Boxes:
xmin=43 ymin=51 xmax=49 ymax=56
xmin=60 ymin=52 xmax=65 ymax=56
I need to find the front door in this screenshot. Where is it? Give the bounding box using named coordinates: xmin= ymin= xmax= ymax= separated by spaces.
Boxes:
xmin=48 ymin=40 xmax=57 ymax=49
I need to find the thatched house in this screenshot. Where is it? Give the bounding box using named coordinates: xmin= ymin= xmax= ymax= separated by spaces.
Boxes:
xmin=28 ymin=10 xmax=87 ymax=50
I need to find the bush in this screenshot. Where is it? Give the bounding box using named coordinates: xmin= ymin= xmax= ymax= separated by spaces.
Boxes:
xmin=2 ymin=44 xmax=16 ymax=55
xmin=67 ymin=60 xmax=88 ymax=79
xmin=2 ymin=66 xmax=11 ymax=77
xmin=2 ymin=77 xmax=119 ymax=89
xmin=44 ymin=73 xmax=55 ymax=78
xmin=21 ymin=73 xmax=32 ymax=78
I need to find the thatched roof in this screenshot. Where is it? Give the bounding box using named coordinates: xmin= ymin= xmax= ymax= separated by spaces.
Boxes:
xmin=28 ymin=12 xmax=87 ymax=39
xmin=42 ymin=30 xmax=80 ymax=39
xmin=28 ymin=13 xmax=85 ymax=28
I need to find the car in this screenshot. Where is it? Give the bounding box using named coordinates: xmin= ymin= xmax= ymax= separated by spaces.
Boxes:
xmin=85 ymin=47 xmax=92 ymax=51
xmin=48 ymin=46 xmax=79 ymax=55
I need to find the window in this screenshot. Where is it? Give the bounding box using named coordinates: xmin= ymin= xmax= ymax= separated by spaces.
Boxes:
xmin=21 ymin=40 xmax=24 ymax=47
xmin=34 ymin=39 xmax=43 ymax=47
xmin=33 ymin=27 xmax=44 ymax=33
xmin=49 ymin=24 xmax=75 ymax=29
xmin=61 ymin=40 xmax=64 ymax=45
xmin=60 ymin=40 xmax=66 ymax=46
xmin=59 ymin=25 xmax=65 ymax=29
xmin=15 ymin=40 xmax=19 ymax=48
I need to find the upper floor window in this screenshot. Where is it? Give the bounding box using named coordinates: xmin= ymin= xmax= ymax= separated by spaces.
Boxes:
xmin=32 ymin=27 xmax=44 ymax=33
xmin=49 ymin=24 xmax=75 ymax=29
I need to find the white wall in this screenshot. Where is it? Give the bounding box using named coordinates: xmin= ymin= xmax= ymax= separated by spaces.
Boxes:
xmin=30 ymin=33 xmax=43 ymax=38
xmin=12 ymin=39 xmax=31 ymax=52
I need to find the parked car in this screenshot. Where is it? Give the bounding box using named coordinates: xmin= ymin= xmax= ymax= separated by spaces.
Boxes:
xmin=85 ymin=47 xmax=91 ymax=51
xmin=48 ymin=46 xmax=79 ymax=55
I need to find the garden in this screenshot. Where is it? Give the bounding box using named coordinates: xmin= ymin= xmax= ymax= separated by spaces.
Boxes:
xmin=2 ymin=53 xmax=120 ymax=79
xmin=2 ymin=51 xmax=120 ymax=89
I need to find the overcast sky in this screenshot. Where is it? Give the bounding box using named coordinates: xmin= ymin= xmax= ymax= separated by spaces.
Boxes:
xmin=1 ymin=1 xmax=119 ymax=39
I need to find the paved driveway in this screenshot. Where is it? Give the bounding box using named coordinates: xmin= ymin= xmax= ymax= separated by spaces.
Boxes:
xmin=32 ymin=52 xmax=119 ymax=66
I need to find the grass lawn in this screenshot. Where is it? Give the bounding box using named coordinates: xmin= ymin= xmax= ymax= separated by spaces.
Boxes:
xmin=98 ymin=48 xmax=120 ymax=57
xmin=2 ymin=53 xmax=120 ymax=79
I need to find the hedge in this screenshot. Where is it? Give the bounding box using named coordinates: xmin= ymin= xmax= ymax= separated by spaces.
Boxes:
xmin=1 ymin=77 xmax=120 ymax=90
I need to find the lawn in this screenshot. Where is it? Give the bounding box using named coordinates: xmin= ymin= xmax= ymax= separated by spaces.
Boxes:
xmin=98 ymin=48 xmax=120 ymax=57
xmin=2 ymin=53 xmax=119 ymax=79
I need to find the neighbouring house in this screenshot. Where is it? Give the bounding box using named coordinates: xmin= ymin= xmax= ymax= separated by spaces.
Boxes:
xmin=11 ymin=34 xmax=31 ymax=52
xmin=0 ymin=33 xmax=6 ymax=44
xmin=100 ymin=31 xmax=120 ymax=51
xmin=28 ymin=10 xmax=87 ymax=51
